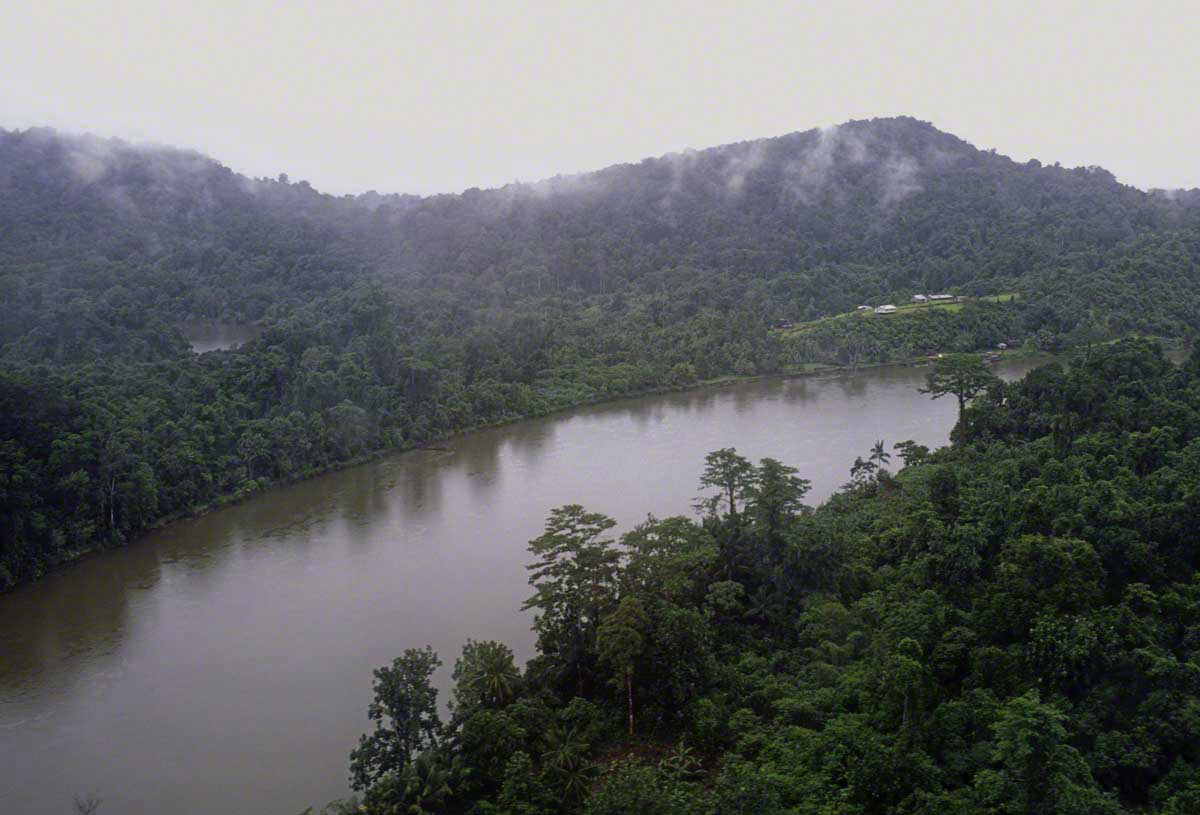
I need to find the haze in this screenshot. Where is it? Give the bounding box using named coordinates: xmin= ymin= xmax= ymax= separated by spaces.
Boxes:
xmin=2 ymin=0 xmax=1198 ymax=195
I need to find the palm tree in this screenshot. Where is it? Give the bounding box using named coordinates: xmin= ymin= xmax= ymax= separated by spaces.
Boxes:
xmin=869 ymin=439 xmax=891 ymax=468
xmin=471 ymin=641 xmax=521 ymax=708
xmin=364 ymin=751 xmax=464 ymax=815
xmin=658 ymin=740 xmax=703 ymax=781
xmin=451 ymin=640 xmax=521 ymax=719
xmin=742 ymin=585 xmax=787 ymax=628
xmin=848 ymin=455 xmax=877 ymax=486
xmin=542 ymin=726 xmax=593 ymax=806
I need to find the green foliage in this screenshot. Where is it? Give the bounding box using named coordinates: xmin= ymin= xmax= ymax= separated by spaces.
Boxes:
xmin=488 ymin=751 xmax=557 ymax=815
xmin=5 ymin=119 xmax=1200 ymax=589
xmin=582 ymin=758 xmax=712 ymax=815
xmin=696 ymin=448 xmax=755 ymax=519
xmin=523 ymin=506 xmax=621 ymax=695
xmin=596 ymin=596 xmax=648 ymax=735
xmin=974 ymin=691 xmax=1120 ymax=815
xmin=360 ymin=750 xmax=466 ymax=815
xmin=342 ymin=340 xmax=1200 ymax=814
xmin=920 ymin=354 xmax=1003 ymax=416
xmin=349 ymin=646 xmax=443 ymax=791
xmin=458 ymin=709 xmax=527 ymax=796
xmin=452 ymin=640 xmax=522 ymax=716
xmin=745 ymin=457 xmax=811 ymax=538
xmin=9 ymin=122 xmax=1200 ymax=813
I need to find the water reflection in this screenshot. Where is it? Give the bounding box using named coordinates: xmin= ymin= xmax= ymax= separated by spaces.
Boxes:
xmin=0 ymin=358 xmax=1045 ymax=815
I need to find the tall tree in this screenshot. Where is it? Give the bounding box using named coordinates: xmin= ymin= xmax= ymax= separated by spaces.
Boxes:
xmin=745 ymin=457 xmax=811 ymax=539
xmin=349 ymin=646 xmax=443 ymax=791
xmin=697 ymin=448 xmax=754 ymax=520
xmin=974 ymin=691 xmax=1119 ymax=815
xmin=597 ymin=595 xmax=648 ymax=737
xmin=919 ymin=354 xmax=1001 ymax=419
xmin=523 ymin=506 xmax=621 ymax=692
xmin=451 ymin=639 xmax=521 ymax=715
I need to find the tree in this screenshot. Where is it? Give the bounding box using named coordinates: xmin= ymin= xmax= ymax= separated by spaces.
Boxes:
xmin=848 ymin=455 xmax=877 ymax=488
xmin=974 ymin=690 xmax=1119 ymax=815
xmin=745 ymin=457 xmax=811 ymax=539
xmin=458 ymin=709 xmax=528 ymax=795
xmin=597 ymin=596 xmax=648 ymax=736
xmin=350 ymin=646 xmax=443 ymax=791
xmin=451 ymin=639 xmax=521 ymax=715
xmin=360 ymin=750 xmax=464 ymax=815
xmin=893 ymin=439 xmax=930 ymax=467
xmin=542 ymin=725 xmax=595 ymax=807
xmin=919 ymin=354 xmax=1000 ymax=418
xmin=583 ymin=757 xmax=711 ymax=815
xmin=523 ymin=506 xmax=621 ymax=692
xmin=491 ymin=751 xmax=557 ymax=815
xmin=696 ymin=448 xmax=754 ymax=519
xmin=619 ymin=516 xmax=716 ymax=605
xmin=237 ymin=429 xmax=271 ymax=480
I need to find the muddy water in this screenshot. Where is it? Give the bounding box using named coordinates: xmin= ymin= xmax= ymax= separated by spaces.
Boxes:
xmin=0 ymin=358 xmax=1043 ymax=814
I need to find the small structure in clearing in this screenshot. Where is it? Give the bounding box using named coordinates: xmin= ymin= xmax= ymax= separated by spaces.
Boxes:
xmin=875 ymin=304 xmax=897 ymax=314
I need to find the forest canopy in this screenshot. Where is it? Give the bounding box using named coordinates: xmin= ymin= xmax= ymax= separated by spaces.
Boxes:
xmin=330 ymin=340 xmax=1200 ymax=815
xmin=2 ymin=118 xmax=1200 ymax=588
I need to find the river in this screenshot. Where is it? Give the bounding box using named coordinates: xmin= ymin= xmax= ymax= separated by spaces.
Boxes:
xmin=0 ymin=358 xmax=1043 ymax=814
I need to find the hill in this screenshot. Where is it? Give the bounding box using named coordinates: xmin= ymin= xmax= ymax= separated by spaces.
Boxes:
xmin=4 ymin=117 xmax=1199 ymax=352
xmin=2 ymin=117 xmax=1200 ymax=587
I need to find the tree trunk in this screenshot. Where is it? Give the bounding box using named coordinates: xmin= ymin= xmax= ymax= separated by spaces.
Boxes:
xmin=626 ymin=671 xmax=634 ymax=737
xmin=108 ymin=476 xmax=117 ymax=531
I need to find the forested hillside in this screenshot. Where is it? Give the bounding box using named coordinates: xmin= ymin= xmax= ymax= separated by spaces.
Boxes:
xmin=330 ymin=340 xmax=1200 ymax=815
xmin=3 ymin=118 xmax=1200 ymax=588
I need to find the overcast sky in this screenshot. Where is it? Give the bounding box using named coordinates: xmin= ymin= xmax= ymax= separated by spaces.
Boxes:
xmin=2 ymin=1 xmax=1197 ymax=196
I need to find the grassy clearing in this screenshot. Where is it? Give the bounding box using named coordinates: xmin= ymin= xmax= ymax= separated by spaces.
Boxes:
xmin=778 ymin=298 xmax=977 ymax=336
xmin=893 ymin=301 xmax=963 ymax=314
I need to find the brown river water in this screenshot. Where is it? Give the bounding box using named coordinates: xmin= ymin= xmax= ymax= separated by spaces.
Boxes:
xmin=0 ymin=358 xmax=1044 ymax=814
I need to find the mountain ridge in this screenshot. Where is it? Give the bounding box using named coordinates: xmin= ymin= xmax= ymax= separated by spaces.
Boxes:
xmin=3 ymin=115 xmax=1199 ymax=355
xmin=7 ymin=116 xmax=1197 ymax=202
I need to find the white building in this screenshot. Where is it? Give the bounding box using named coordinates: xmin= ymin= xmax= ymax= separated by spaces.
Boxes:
xmin=875 ymin=304 xmax=897 ymax=314
xmin=928 ymin=293 xmax=954 ymax=301
xmin=912 ymin=294 xmax=928 ymax=302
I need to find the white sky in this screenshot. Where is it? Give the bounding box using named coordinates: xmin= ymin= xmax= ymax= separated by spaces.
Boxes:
xmin=2 ymin=0 xmax=1197 ymax=195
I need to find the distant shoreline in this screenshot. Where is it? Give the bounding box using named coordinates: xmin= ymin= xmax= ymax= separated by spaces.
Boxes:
xmin=8 ymin=339 xmax=1180 ymax=593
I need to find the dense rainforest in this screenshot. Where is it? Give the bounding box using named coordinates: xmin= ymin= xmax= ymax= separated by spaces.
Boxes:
xmin=3 ymin=117 xmax=1200 ymax=588
xmin=325 ymin=340 xmax=1200 ymax=815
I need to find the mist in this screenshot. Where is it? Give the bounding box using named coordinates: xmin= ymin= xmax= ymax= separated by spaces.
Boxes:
xmin=2 ymin=1 xmax=1198 ymax=196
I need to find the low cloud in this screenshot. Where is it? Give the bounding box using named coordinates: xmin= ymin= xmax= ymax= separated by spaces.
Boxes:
xmin=878 ymin=154 xmax=922 ymax=206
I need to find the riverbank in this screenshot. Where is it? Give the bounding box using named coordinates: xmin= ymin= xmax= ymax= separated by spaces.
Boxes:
xmin=9 ymin=353 xmax=1046 ymax=815
xmin=7 ymin=338 xmax=1172 ymax=592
